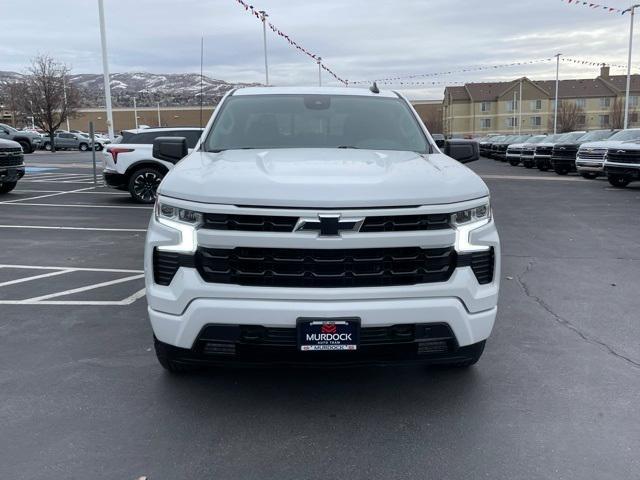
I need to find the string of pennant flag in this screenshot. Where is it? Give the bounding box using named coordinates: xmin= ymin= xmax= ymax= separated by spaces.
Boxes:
xmin=562 ymin=57 xmax=628 ymax=69
xmin=233 ymin=0 xmax=348 ymax=85
xmin=560 ymin=0 xmax=628 ymax=15
xmin=349 ymin=59 xmax=555 ymax=85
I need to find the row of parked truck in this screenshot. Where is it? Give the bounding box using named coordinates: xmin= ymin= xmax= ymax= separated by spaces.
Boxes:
xmin=478 ymin=129 xmax=640 ymax=188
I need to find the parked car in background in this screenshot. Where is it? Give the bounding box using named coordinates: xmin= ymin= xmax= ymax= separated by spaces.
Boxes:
xmin=480 ymin=135 xmax=505 ymax=157
xmin=491 ymin=134 xmax=531 ymax=161
xmin=550 ymin=130 xmax=616 ymax=176
xmin=102 ymin=127 xmax=204 ymax=203
xmin=534 ymin=131 xmax=584 ymax=171
xmin=0 ymin=123 xmax=42 ymax=153
xmin=521 ymin=134 xmax=560 ymax=168
xmin=0 ymin=138 xmax=25 ymax=194
xmin=576 ymin=128 xmax=640 ymax=179
xmin=506 ymin=135 xmax=547 ymax=166
xmin=603 ymin=141 xmax=640 ymax=187
xmin=42 ymin=132 xmax=94 ymax=151
xmin=431 ymin=133 xmax=445 ymax=148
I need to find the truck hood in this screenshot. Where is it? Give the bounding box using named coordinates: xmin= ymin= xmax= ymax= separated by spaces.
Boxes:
xmin=159 ymin=148 xmax=489 ymax=208
xmin=579 ymin=140 xmax=638 ymax=150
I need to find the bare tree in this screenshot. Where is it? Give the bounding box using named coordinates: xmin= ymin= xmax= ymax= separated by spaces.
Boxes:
xmin=609 ymin=98 xmax=629 ymax=130
xmin=554 ymin=101 xmax=584 ymax=133
xmin=14 ymin=55 xmax=80 ymax=152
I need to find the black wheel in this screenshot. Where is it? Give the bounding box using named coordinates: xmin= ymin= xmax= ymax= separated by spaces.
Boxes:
xmin=43 ymin=142 xmax=52 ymax=151
xmin=608 ymin=175 xmax=631 ymax=188
xmin=79 ymin=143 xmax=89 ymax=151
xmin=580 ymin=172 xmax=598 ymax=179
xmin=95 ymin=144 xmax=103 ymax=151
xmin=18 ymin=140 xmax=32 ymax=154
xmin=128 ymin=167 xmax=163 ymax=203
xmin=0 ymin=181 xmax=17 ymax=194
xmin=154 ymin=337 xmax=198 ymax=374
xmin=554 ymin=166 xmax=569 ymax=175
xmin=508 ymin=159 xmax=520 ymax=166
xmin=435 ymin=341 xmax=486 ymax=368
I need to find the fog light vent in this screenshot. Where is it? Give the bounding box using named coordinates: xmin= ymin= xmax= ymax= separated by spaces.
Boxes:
xmin=203 ymin=342 xmax=236 ymax=356
xmin=417 ymin=340 xmax=449 ymax=355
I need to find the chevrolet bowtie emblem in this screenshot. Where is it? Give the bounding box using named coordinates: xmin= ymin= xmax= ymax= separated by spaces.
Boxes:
xmin=295 ymin=214 xmax=364 ymax=236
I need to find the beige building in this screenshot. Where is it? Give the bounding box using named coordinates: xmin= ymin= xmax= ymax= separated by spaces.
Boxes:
xmin=443 ymin=66 xmax=640 ymax=137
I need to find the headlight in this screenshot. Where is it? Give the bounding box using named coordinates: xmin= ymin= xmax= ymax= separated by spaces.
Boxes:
xmin=155 ymin=202 xmax=203 ymax=253
xmin=451 ymin=202 xmax=491 ymax=252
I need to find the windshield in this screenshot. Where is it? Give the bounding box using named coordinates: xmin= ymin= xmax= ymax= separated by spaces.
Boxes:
xmin=607 ymin=129 xmax=640 ymax=141
xmin=556 ymin=132 xmax=586 ymax=143
xmin=1 ymin=123 xmax=17 ymax=133
xmin=524 ymin=135 xmax=547 ymax=144
xmin=579 ymin=130 xmax=615 ymax=142
xmin=204 ymin=94 xmax=430 ymax=153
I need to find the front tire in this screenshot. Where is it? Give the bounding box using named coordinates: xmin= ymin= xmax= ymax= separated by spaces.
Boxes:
xmin=580 ymin=172 xmax=598 ymax=179
xmin=554 ymin=165 xmax=569 ymax=175
xmin=128 ymin=167 xmax=163 ymax=203
xmin=18 ymin=140 xmax=33 ymax=154
xmin=0 ymin=181 xmax=18 ymax=194
xmin=508 ymin=159 xmax=520 ymax=166
xmin=43 ymin=142 xmax=52 ymax=151
xmin=79 ymin=143 xmax=89 ymax=151
xmin=154 ymin=337 xmax=198 ymax=374
xmin=608 ymin=174 xmax=631 ymax=188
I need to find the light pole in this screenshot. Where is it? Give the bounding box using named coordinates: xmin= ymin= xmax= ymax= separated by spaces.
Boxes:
xmin=512 ymin=90 xmax=516 ymax=134
xmin=63 ymin=76 xmax=70 ymax=131
xmin=317 ymin=57 xmax=322 ymax=87
xmin=157 ymin=102 xmax=161 ymax=127
xmin=624 ymin=5 xmax=640 ymax=129
xmin=98 ymin=0 xmax=115 ymax=140
xmin=554 ymin=53 xmax=561 ymax=134
xmin=518 ymin=77 xmax=523 ymax=135
xmin=259 ymin=10 xmax=269 ymax=86
xmin=133 ymin=97 xmax=138 ymax=129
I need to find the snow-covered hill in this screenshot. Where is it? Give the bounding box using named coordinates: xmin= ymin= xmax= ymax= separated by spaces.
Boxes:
xmin=0 ymin=71 xmax=261 ymax=107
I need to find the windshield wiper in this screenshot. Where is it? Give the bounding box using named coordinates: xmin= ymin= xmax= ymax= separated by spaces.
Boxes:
xmin=337 ymin=145 xmax=359 ymax=149
xmin=208 ymin=147 xmax=258 ymax=153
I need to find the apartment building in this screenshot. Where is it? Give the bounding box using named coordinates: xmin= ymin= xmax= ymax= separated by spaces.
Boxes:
xmin=443 ymin=66 xmax=640 ymax=137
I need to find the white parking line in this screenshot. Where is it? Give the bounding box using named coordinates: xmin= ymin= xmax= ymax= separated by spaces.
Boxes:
xmin=0 ymin=265 xmax=147 ymax=306
xmin=24 ymin=274 xmax=145 ymax=302
xmin=0 ymin=269 xmax=74 ymax=287
xmin=481 ymin=174 xmax=584 ymax=182
xmin=14 ymin=189 xmax=128 ymax=195
xmin=0 ymin=187 xmax=96 ymax=204
xmin=0 ymin=202 xmax=152 ymax=210
xmin=0 ymin=264 xmax=143 ymax=273
xmin=0 ymin=225 xmax=146 ymax=232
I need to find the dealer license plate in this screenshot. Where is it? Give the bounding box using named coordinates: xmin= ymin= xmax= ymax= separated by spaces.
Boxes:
xmin=297 ymin=318 xmax=360 ymax=351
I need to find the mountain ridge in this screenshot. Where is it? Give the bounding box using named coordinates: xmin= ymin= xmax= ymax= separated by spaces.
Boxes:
xmin=0 ymin=71 xmax=261 ymax=107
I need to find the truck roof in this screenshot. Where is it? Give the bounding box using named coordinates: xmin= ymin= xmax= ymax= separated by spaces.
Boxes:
xmin=232 ymin=86 xmax=399 ymax=98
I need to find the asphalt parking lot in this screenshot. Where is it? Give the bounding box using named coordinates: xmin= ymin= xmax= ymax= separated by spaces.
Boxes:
xmin=1 ymin=151 xmax=639 ymax=480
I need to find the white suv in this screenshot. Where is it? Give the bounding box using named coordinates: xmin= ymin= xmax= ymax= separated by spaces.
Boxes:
xmin=144 ymin=87 xmax=500 ymax=372
xmin=102 ymin=127 xmax=203 ymax=202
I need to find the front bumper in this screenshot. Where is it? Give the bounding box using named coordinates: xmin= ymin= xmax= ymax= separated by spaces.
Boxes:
xmin=576 ymin=159 xmax=605 ymax=173
xmin=550 ymin=157 xmax=576 ymax=171
xmin=0 ymin=166 xmax=25 ymax=183
xmin=145 ymin=205 xmax=500 ymax=353
xmin=604 ymin=164 xmax=640 ymax=179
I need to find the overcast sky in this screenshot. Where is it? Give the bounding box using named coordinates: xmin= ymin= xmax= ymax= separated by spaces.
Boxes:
xmin=1 ymin=0 xmax=638 ymax=99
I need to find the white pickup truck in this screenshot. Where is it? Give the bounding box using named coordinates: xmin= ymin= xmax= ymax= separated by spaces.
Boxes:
xmin=102 ymin=127 xmax=203 ymax=202
xmin=144 ymin=87 xmax=500 ymax=372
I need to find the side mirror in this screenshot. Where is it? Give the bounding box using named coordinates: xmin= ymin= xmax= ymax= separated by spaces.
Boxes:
xmin=153 ymin=136 xmax=188 ymax=164
xmin=434 ymin=139 xmax=445 ymax=148
xmin=444 ymin=139 xmax=479 ymax=164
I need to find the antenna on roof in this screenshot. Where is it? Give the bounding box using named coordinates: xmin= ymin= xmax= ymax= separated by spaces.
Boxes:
xmin=369 ymin=81 xmax=380 ymax=94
